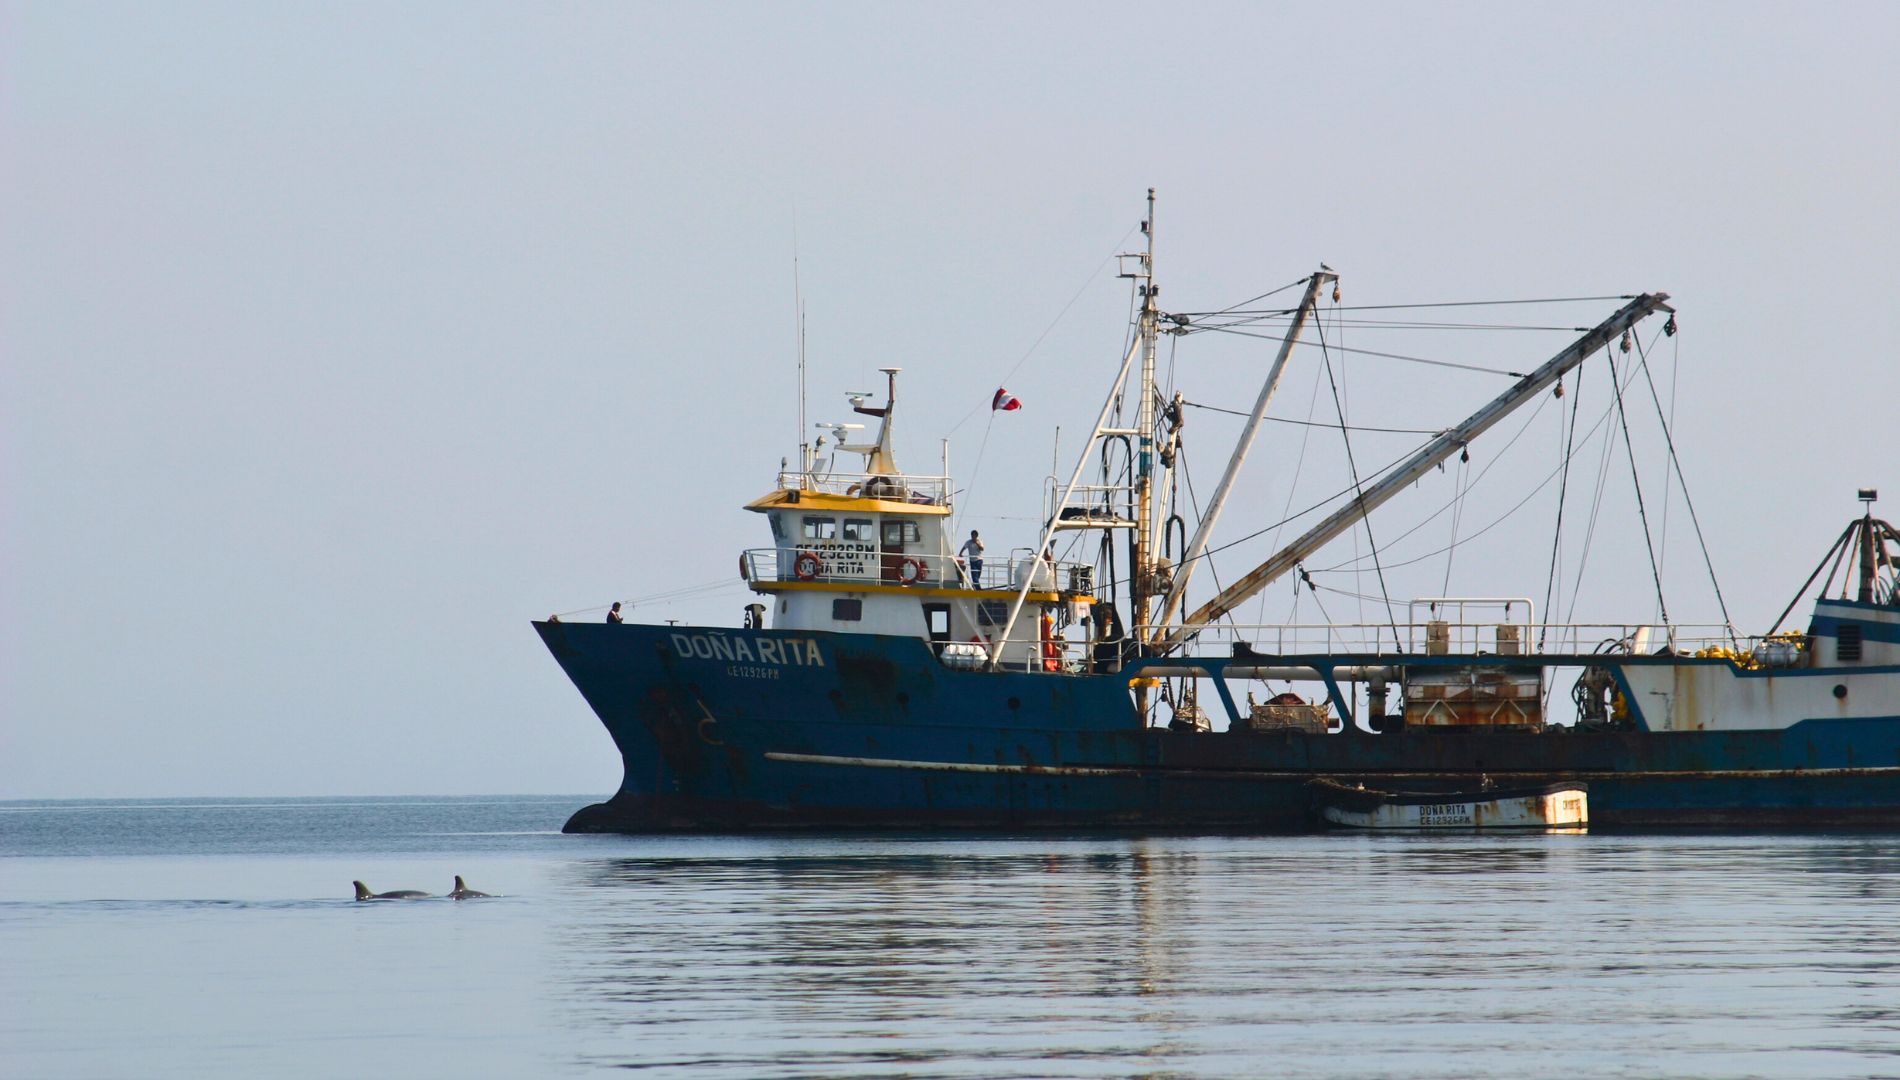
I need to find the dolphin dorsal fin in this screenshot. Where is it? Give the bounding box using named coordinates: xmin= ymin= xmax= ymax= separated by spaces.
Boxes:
xmin=454 ymin=875 xmax=467 ymax=891
xmin=353 ymin=881 xmax=373 ymax=901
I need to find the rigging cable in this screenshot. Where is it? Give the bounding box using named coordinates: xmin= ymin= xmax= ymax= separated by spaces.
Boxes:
xmin=1606 ymin=346 xmax=1672 ymax=628
xmin=1313 ymin=357 xmax=1683 ymax=581
xmin=1314 ymin=390 xmax=1554 ymax=573
xmin=1441 ymin=449 xmax=1469 ymax=596
xmin=1562 ymin=335 xmax=1654 ymax=624
xmin=1175 ymin=441 xmax=1236 ymax=635
xmin=1540 ymin=366 xmax=1586 ymax=651
xmin=949 ymin=410 xmax=999 ymax=542
xmin=1169 ymin=295 xmax=1634 ymax=317
xmin=946 ymin=224 xmax=1137 ymax=436
xmin=1266 ymin=360 xmax=1327 ymax=624
xmin=1631 ymin=328 xmax=1735 ymax=641
xmin=1190 ymin=315 xmax=1595 ymax=333
xmin=1184 ymin=325 xmax=1528 ymax=378
xmin=1171 ymin=318 xmax=1654 ymax=580
xmin=1179 ymin=399 xmax=1442 ymax=435
xmin=1203 ymin=277 xmax=1312 ymax=316
xmin=1313 ymin=312 xmax=1402 ymax=649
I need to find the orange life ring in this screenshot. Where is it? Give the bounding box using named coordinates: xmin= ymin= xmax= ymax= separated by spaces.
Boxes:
xmin=896 ymin=558 xmax=925 ymax=585
xmin=793 ymin=551 xmax=822 ymax=580
xmin=738 ymin=553 xmax=750 ymax=581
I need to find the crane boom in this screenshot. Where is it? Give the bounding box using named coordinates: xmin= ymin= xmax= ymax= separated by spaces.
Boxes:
xmin=1162 ymin=291 xmax=1674 ymax=649
xmin=1153 ymin=268 xmax=1335 ymax=637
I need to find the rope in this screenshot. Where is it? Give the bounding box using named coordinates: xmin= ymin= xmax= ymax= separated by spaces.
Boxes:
xmin=1314 ymin=391 xmax=1554 ymax=572
xmin=552 ymin=577 xmax=745 ymax=619
xmin=1565 ymin=348 xmax=1638 ymax=623
xmin=1175 ymin=441 xmax=1233 ymax=629
xmin=1193 ymin=316 xmax=1593 ymax=333
xmin=945 ymin=225 xmax=1137 ymax=437
xmin=1606 ymin=348 xmax=1671 ymax=627
xmin=949 ymin=410 xmax=998 ymax=540
xmin=1314 ymin=314 xmax=1401 ymax=649
xmin=1441 ymin=452 xmax=1469 ymax=596
xmin=1540 ymin=367 xmax=1584 ymax=650
xmin=1180 ymin=398 xmax=1442 ymax=435
xmin=1184 ymin=325 xmax=1528 ymax=378
xmin=1632 ymin=330 xmax=1735 ymax=641
xmin=1170 ymin=295 xmax=1634 ymax=317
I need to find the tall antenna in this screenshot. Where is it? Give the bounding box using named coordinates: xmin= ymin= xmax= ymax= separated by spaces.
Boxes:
xmin=794 ymin=210 xmax=808 ymax=481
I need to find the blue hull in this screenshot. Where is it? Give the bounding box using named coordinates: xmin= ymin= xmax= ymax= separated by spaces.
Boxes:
xmin=535 ymin=621 xmax=1900 ymax=830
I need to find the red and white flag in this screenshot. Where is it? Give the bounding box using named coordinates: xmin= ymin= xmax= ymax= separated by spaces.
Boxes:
xmin=991 ymin=387 xmax=1022 ymax=412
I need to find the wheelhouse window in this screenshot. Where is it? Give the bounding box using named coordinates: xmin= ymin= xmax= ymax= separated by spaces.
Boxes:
xmin=976 ymin=601 xmax=1010 ymax=626
xmin=802 ymin=516 xmax=838 ymax=541
xmin=842 ymin=518 xmax=874 ymax=543
xmin=881 ymin=519 xmax=921 ymax=545
xmin=832 ymin=598 xmax=863 ymax=621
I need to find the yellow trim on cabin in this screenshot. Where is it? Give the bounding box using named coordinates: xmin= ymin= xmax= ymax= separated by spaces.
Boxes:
xmin=749 ymin=579 xmax=1090 ymax=604
xmin=743 ymin=490 xmax=953 ymax=516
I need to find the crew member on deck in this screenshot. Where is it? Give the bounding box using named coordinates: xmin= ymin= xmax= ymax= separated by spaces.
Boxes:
xmin=606 ymin=601 xmax=624 ymax=624
xmin=958 ymin=530 xmax=985 ymax=587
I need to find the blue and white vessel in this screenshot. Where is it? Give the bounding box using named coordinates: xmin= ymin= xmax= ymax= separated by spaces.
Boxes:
xmin=536 ymin=192 xmax=1900 ymax=830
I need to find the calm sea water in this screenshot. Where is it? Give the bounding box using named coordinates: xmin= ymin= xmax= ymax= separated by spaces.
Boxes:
xmin=5 ymin=798 xmax=1900 ymax=1078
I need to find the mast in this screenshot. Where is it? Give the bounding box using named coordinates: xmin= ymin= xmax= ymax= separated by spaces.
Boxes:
xmin=1131 ymin=188 xmax=1162 ymax=635
xmin=794 ymin=224 xmax=810 ymax=484
xmin=1163 ymin=291 xmax=1675 ymax=649
xmin=1860 ymin=489 xmax=1880 ymax=603
xmin=1153 ymin=267 xmax=1336 ymax=637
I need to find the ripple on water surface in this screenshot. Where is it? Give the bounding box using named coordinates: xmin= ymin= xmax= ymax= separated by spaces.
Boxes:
xmin=4 ymin=799 xmax=1900 ymax=1078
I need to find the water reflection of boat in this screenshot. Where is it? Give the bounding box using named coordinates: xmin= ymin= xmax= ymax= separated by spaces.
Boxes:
xmin=536 ymin=191 xmax=1900 ymax=832
xmin=1311 ymin=778 xmax=1588 ymax=830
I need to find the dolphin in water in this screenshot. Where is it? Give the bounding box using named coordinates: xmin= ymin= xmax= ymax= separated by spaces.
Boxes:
xmin=353 ymin=881 xmax=432 ymax=901
xmin=447 ymin=875 xmax=493 ymax=900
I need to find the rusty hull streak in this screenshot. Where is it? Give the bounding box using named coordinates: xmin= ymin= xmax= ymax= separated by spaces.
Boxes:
xmin=758 ymin=751 xmax=1900 ymax=784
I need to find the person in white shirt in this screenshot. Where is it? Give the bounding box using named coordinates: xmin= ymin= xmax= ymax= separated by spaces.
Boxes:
xmin=957 ymin=530 xmax=985 ymax=587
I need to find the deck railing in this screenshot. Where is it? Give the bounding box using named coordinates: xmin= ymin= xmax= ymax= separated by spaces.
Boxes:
xmin=742 ymin=547 xmax=1095 ymax=594
xmin=1138 ymin=620 xmax=1757 ymax=659
xmin=777 ymin=470 xmax=952 ymax=506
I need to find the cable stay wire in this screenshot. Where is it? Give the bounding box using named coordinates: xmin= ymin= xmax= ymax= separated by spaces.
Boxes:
xmin=1177 ymin=440 xmax=1432 ymax=572
xmin=1169 ymin=295 xmax=1635 ymax=318
xmin=1631 ymin=329 xmax=1734 ymax=640
xmin=1540 ymin=365 xmax=1585 ymax=651
xmin=1314 ymin=339 xmax=1671 ymax=581
xmin=1313 ymin=390 xmax=1557 ymax=574
xmin=1183 ymin=324 xmax=1530 ymax=378
xmin=553 ymin=577 xmax=745 ymax=619
xmin=1186 ymin=314 xmax=1594 ymax=333
xmin=1198 ymin=277 xmax=1313 ymax=317
xmin=946 ymin=223 xmax=1138 ymax=437
xmin=1441 ymin=452 xmax=1469 ymax=596
xmin=1562 ymin=323 xmax=1669 ymax=624
xmin=1606 ymin=347 xmax=1672 ymax=628
xmin=1565 ymin=374 xmax=1624 ymax=625
xmin=1180 ymin=398 xmax=1444 ymax=435
xmin=1313 ymin=313 xmax=1402 ymax=649
xmin=1174 ymin=440 xmax=1235 ymax=631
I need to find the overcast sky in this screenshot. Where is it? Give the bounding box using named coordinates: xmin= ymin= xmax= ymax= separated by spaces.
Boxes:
xmin=4 ymin=2 xmax=1896 ymax=798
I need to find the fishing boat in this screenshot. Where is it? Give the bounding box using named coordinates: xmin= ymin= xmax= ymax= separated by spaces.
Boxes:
xmin=1310 ymin=778 xmax=1589 ymax=830
xmin=535 ymin=191 xmax=1900 ymax=831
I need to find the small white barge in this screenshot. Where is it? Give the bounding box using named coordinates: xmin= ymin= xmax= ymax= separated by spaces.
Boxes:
xmin=1312 ymin=778 xmax=1588 ymax=830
